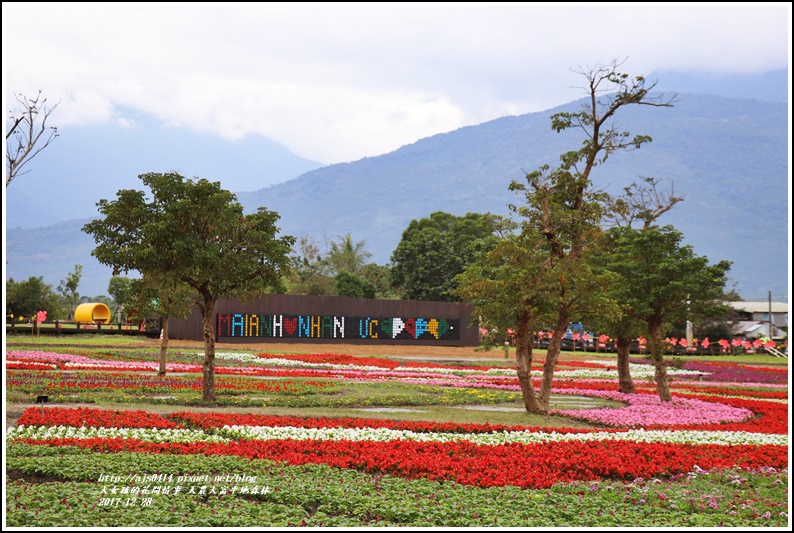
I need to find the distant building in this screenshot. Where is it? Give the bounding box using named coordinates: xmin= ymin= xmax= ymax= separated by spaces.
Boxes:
xmin=725 ymin=301 xmax=788 ymax=340
xmin=731 ymin=320 xmax=787 ymax=340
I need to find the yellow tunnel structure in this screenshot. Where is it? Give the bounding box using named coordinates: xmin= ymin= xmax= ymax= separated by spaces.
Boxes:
xmin=74 ymin=303 xmax=112 ymax=324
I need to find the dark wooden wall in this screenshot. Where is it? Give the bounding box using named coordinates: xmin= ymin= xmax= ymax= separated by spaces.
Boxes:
xmin=168 ymin=294 xmax=480 ymax=346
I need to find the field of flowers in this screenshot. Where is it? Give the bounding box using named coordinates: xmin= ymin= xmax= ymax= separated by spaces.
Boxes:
xmin=4 ymin=345 xmax=791 ymax=527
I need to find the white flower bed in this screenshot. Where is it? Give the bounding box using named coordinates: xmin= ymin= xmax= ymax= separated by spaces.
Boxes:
xmin=7 ymin=425 xmax=230 ymax=443
xmin=216 ymin=425 xmax=787 ymax=447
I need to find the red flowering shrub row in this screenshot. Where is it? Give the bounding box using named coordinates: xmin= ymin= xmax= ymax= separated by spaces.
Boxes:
xmin=694 ymin=360 xmax=790 ymax=376
xmin=683 ymin=387 xmax=788 ymax=400
xmin=166 ymin=411 xmax=600 ymax=435
xmin=6 ymin=362 xmax=58 ymax=370
xmin=12 ymin=436 xmax=786 ymax=489
xmin=16 ymin=406 xmax=184 ymax=429
xmin=256 ymin=353 xmax=402 ymax=369
xmin=400 ymin=361 xmax=493 ymax=371
xmin=216 ymin=367 xmax=339 ymax=379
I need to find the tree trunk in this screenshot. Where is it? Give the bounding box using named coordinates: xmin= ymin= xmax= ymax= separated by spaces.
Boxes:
xmin=158 ymin=316 xmax=169 ymax=376
xmin=538 ymin=306 xmax=569 ymax=408
xmin=201 ymin=298 xmax=216 ymax=403
xmin=615 ymin=335 xmax=635 ymax=394
xmin=514 ymin=310 xmax=544 ymax=413
xmin=647 ymin=316 xmax=672 ymax=401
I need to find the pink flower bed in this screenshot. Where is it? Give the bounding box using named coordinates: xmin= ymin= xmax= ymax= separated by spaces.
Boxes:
xmin=550 ymin=389 xmax=754 ymax=427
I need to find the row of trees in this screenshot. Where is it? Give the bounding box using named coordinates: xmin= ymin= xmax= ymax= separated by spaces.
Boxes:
xmin=8 ymin=60 xmax=737 ymax=412
xmin=7 ymin=264 xmax=109 ymax=322
xmin=281 ymin=211 xmax=496 ymax=302
xmin=7 ymin=265 xmax=141 ymax=324
xmin=453 ymin=61 xmax=732 ymax=412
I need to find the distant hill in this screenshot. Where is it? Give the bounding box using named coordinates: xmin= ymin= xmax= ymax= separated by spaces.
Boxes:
xmin=234 ymin=93 xmax=788 ymax=302
xmin=4 ymin=108 xmax=325 ymax=228
xmin=650 ymin=68 xmax=789 ymax=104
xmin=5 ymin=70 xmax=789 ymax=301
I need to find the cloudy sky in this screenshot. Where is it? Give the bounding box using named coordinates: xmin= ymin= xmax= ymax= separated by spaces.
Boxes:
xmin=3 ymin=2 xmax=791 ymax=164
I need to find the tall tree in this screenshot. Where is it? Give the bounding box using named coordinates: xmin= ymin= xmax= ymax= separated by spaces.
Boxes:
xmin=107 ymin=276 xmax=134 ymax=322
xmin=334 ymin=271 xmax=376 ymax=298
xmin=6 ymin=90 xmax=60 ymax=187
xmin=284 ymin=234 xmax=334 ymax=296
xmin=605 ymin=225 xmax=731 ymax=401
xmin=455 ymin=217 xmax=560 ymax=412
xmin=57 ymin=264 xmax=83 ymax=321
xmin=456 ymin=60 xmax=675 ymax=413
xmin=326 ymin=233 xmax=371 ymax=275
xmin=83 ymin=172 xmax=294 ymax=401
xmin=597 ymin=176 xmax=684 ymax=393
xmin=127 ymin=273 xmax=195 ymax=376
xmin=391 ymin=211 xmax=496 ymax=302
xmin=360 ymin=263 xmax=396 ymax=299
xmin=6 ymin=276 xmax=64 ymax=320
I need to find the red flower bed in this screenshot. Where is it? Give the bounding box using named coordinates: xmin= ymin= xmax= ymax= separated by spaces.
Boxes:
xmin=694 ymin=360 xmax=789 ymax=376
xmin=12 ymin=436 xmax=786 ymax=489
xmin=16 ymin=406 xmax=183 ymax=429
xmin=167 ymin=411 xmax=601 ymax=435
xmin=681 ymin=387 xmax=788 ymax=400
xmin=215 ymin=367 xmax=337 ymax=379
xmin=6 ymin=362 xmax=58 ymax=370
xmin=255 ymin=353 xmax=401 ymax=369
xmin=400 ymin=361 xmax=493 ymax=371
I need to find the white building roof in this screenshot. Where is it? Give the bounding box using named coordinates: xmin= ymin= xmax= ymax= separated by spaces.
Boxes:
xmin=731 ymin=320 xmax=786 ymax=339
xmin=725 ymin=301 xmax=788 ymax=314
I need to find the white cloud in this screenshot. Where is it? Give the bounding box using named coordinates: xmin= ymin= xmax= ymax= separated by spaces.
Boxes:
xmin=3 ymin=2 xmax=790 ymax=163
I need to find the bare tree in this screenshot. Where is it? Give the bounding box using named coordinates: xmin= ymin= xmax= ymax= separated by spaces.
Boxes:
xmin=6 ymin=89 xmax=60 ymax=187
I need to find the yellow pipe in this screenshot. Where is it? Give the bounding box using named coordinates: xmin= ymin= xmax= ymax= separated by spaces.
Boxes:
xmin=74 ymin=303 xmax=112 ymax=324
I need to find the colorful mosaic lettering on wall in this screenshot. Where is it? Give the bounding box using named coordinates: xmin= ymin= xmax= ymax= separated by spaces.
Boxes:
xmin=216 ymin=314 xmax=460 ymax=341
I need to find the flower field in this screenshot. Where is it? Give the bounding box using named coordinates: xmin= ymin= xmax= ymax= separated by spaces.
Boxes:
xmin=4 ymin=344 xmax=791 ymax=527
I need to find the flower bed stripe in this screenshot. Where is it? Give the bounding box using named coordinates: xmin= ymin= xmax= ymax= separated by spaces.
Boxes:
xmin=8 ymin=436 xmax=786 ymax=489
xmin=16 ymin=406 xmax=184 ymax=429
xmin=213 ymin=425 xmax=787 ymax=446
xmin=7 ymin=426 xmax=229 ymax=443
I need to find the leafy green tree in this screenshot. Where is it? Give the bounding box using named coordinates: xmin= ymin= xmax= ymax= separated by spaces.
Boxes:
xmin=455 ymin=60 xmax=674 ymax=413
xmin=56 ymin=264 xmax=83 ymax=320
xmin=83 ymin=172 xmax=294 ymax=401
xmin=455 ymin=217 xmax=617 ymax=412
xmin=605 ymin=225 xmax=731 ymax=401
xmin=391 ymin=211 xmax=496 ymax=302
xmin=360 ymin=263 xmax=396 ymax=299
xmin=334 ymin=271 xmax=376 ymax=298
xmin=107 ymin=276 xmax=134 ymax=322
xmin=284 ymin=234 xmax=334 ymax=296
xmin=80 ymin=294 xmax=114 ymax=307
xmin=327 ymin=233 xmax=371 ymax=275
xmin=127 ymin=273 xmax=195 ymax=375
xmin=6 ymin=276 xmax=64 ymax=320
xmin=455 ymin=218 xmax=553 ymax=382
xmin=595 ymin=176 xmax=684 ymax=393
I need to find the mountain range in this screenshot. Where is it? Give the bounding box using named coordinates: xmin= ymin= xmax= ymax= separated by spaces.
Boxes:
xmin=4 ymin=69 xmax=790 ymax=302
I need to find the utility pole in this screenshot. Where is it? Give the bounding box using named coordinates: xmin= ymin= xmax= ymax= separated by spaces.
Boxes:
xmin=768 ymin=291 xmax=772 ymax=338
